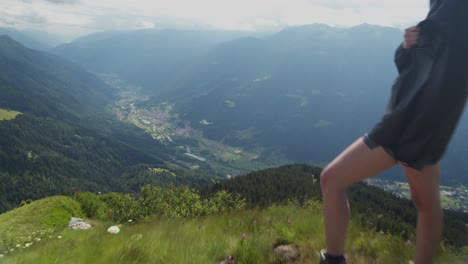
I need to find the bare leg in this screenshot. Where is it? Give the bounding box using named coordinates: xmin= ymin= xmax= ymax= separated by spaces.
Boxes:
xmin=320 ymin=138 xmax=396 ymax=256
xmin=404 ymin=164 xmax=442 ymax=264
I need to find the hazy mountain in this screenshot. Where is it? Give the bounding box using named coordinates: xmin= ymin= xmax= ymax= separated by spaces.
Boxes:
xmin=48 ymin=25 xmax=467 ymax=186
xmin=165 ymin=24 xmax=402 ymax=158
xmin=52 ymin=29 xmax=265 ymax=92
xmin=18 ymin=29 xmax=73 ymax=48
xmin=0 ymin=35 xmax=113 ymax=120
xmin=162 ymin=24 xmax=468 ymax=185
xmin=0 ymin=28 xmax=50 ymax=51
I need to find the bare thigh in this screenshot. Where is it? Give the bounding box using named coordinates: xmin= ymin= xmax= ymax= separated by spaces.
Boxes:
xmin=322 ymin=138 xmax=397 ymax=189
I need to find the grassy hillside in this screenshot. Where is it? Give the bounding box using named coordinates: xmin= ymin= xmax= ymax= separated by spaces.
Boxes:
xmin=0 ymin=175 xmax=467 ymax=263
xmin=0 ymin=196 xmax=84 ymax=253
xmin=0 ymin=109 xmax=21 ymax=121
xmin=203 ymin=164 xmax=468 ymax=247
xmin=0 ymin=36 xmax=220 ymax=213
xmin=1 ymin=205 xmax=466 ymax=263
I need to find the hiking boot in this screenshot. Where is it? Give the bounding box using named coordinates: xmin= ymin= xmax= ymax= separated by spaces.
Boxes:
xmin=319 ymin=249 xmax=347 ymax=264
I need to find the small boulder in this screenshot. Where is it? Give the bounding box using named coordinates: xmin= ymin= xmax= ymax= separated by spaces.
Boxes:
xmin=70 ymin=221 xmax=92 ymax=230
xmin=68 ymin=217 xmax=83 ymax=227
xmin=107 ymin=226 xmax=120 ymax=234
xmin=68 ymin=217 xmax=92 ymax=230
xmin=274 ymin=244 xmax=300 ymax=262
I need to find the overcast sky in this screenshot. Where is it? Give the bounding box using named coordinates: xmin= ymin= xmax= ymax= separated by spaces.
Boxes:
xmin=1 ymin=0 xmax=430 ymax=38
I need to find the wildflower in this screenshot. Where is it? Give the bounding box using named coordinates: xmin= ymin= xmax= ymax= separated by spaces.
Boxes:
xmin=57 ymin=235 xmax=62 ymax=239
xmin=35 ymin=238 xmax=41 ymax=242
xmin=242 ymin=233 xmax=247 ymax=240
xmin=25 ymin=242 xmax=33 ymax=248
xmin=9 ymin=249 xmax=14 ymax=252
xmin=131 ymin=234 xmax=143 ymax=240
xmin=16 ymin=244 xmax=21 ymax=248
xmin=128 ymin=219 xmax=133 ymax=223
xmin=0 ymin=254 xmax=4 ymax=258
xmin=405 ymin=240 xmax=412 ymax=247
xmin=227 ymin=256 xmax=234 ymax=264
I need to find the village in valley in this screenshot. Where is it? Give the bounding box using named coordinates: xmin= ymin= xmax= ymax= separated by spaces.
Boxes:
xmin=366 ymin=178 xmax=468 ymax=213
xmin=103 ymin=74 xmax=287 ymax=177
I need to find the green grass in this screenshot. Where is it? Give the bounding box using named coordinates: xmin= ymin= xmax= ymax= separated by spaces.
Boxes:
xmin=0 ymin=196 xmax=84 ymax=253
xmin=0 ymin=109 xmax=22 ymax=121
xmin=2 ymin=204 xmax=465 ymax=263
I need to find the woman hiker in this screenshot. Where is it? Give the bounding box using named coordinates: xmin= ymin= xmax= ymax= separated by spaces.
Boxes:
xmin=319 ymin=0 xmax=468 ymax=263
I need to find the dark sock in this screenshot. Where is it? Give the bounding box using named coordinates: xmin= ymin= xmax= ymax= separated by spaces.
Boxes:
xmin=325 ymin=253 xmax=346 ymax=264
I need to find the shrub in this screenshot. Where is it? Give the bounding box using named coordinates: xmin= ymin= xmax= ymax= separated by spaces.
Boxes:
xmin=99 ymin=192 xmax=141 ymax=223
xmin=74 ymin=185 xmax=247 ymax=223
xmin=73 ymin=192 xmax=107 ymax=219
xmin=204 ymin=190 xmax=246 ymax=215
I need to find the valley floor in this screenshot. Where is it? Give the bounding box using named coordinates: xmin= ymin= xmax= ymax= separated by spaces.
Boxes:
xmin=103 ymin=74 xmax=288 ymax=178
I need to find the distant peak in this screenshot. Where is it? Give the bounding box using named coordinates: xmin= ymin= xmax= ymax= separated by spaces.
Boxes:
xmin=283 ymin=23 xmax=331 ymax=31
xmin=0 ymin=34 xmax=30 ymax=54
xmin=0 ymin=34 xmax=26 ymax=47
xmin=0 ymin=34 xmax=13 ymax=41
xmin=356 ymin=22 xmax=371 ymax=27
xmin=272 ymin=23 xmax=332 ymax=39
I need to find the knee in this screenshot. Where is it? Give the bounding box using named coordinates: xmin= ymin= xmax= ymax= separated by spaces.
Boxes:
xmin=320 ymin=167 xmax=331 ymax=192
xmin=320 ymin=166 xmax=344 ymax=194
xmin=409 ymin=190 xmax=440 ymax=213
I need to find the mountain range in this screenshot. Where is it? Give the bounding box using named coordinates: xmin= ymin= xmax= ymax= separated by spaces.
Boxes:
xmin=0 ymin=23 xmax=466 ymax=212
xmin=52 ymin=25 xmax=468 ymax=186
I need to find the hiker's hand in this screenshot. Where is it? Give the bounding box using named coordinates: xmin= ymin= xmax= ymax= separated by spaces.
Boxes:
xmin=403 ymin=26 xmax=420 ymax=49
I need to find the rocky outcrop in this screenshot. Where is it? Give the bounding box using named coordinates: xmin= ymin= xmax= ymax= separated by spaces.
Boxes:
xmin=68 ymin=217 xmax=92 ymax=230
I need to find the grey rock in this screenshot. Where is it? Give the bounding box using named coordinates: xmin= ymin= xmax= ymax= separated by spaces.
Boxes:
xmin=68 ymin=217 xmax=92 ymax=230
xmin=274 ymin=244 xmax=300 ymax=261
xmin=68 ymin=217 xmax=83 ymax=227
xmin=70 ymin=221 xmax=92 ymax=230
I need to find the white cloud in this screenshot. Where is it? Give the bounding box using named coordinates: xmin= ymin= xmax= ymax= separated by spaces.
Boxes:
xmin=0 ymin=0 xmax=430 ymax=37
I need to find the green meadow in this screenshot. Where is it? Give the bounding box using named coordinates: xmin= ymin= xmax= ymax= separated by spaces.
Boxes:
xmin=1 ymin=196 xmax=466 ymax=264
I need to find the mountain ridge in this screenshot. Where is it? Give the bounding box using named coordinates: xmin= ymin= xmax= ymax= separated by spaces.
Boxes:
xmin=0 ymin=37 xmax=214 ymax=213
xmin=0 ymin=35 xmax=113 ymax=120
